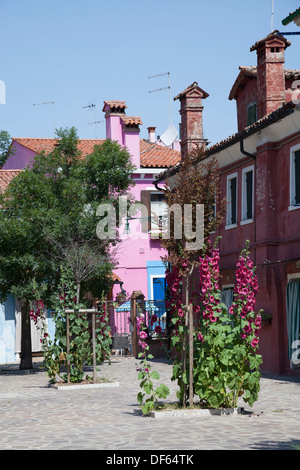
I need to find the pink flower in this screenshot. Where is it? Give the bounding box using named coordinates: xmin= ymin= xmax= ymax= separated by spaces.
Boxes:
xmin=251 ymin=337 xmax=259 ymax=349
xmin=197 ymin=333 xmax=204 ymax=343
xmin=229 ymin=306 xmax=235 ymax=315
xmin=155 ymin=325 xmax=162 ymax=334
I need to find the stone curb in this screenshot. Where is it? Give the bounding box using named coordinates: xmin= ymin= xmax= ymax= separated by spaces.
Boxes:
xmin=149 ymin=407 xmax=243 ymax=419
xmin=49 ymin=381 xmax=120 ymax=391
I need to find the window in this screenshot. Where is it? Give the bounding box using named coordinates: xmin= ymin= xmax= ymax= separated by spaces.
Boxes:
xmin=289 ymin=146 xmax=300 ymax=210
xmin=247 ymin=102 xmax=257 ymax=126
xmin=226 ymin=173 xmax=238 ymax=228
xmin=241 ymin=165 xmax=254 ymax=223
xmin=140 ymin=190 xmax=168 ymax=232
xmin=150 ymin=192 xmax=167 ymax=232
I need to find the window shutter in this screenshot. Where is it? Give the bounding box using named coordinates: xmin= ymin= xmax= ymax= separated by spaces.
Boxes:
xmin=246 ymin=171 xmax=253 ymax=219
xmin=140 ymin=190 xmax=151 ymax=232
xmin=230 ymin=178 xmax=237 ymax=224
xmin=295 ymin=151 xmax=300 ymax=205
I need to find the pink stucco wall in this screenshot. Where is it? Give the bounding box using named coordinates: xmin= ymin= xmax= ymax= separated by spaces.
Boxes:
xmin=3 ymin=142 xmax=36 ymax=170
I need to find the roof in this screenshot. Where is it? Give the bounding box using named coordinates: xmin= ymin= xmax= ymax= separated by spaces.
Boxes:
xmin=121 ymin=116 xmax=143 ymax=126
xmin=282 ymin=7 xmax=300 ymax=26
xmin=250 ymin=30 xmax=291 ymax=52
xmin=229 ymin=66 xmax=300 ymax=100
xmin=102 ymin=100 xmax=127 ymax=112
xmin=0 ymin=169 xmax=22 ymax=192
xmin=156 ymin=100 xmax=297 ymax=182
xmin=10 ymin=137 xmax=180 ymax=169
xmin=174 ymin=81 xmax=209 ymax=101
xmin=13 ymin=138 xmax=105 ymax=157
xmin=140 ymin=139 xmax=180 ymax=168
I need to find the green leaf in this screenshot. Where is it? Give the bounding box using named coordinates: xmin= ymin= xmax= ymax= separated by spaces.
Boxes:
xmin=137 ymin=391 xmax=144 ymax=404
xmin=151 ymin=371 xmax=160 ymax=380
xmin=156 ymin=384 xmax=170 ymax=399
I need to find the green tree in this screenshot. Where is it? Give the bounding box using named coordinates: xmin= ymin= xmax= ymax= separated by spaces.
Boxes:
xmin=0 ymin=127 xmax=135 ymax=369
xmin=0 ymin=130 xmax=11 ymax=167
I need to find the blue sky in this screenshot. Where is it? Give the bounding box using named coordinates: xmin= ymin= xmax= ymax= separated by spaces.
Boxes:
xmin=1 ymin=0 xmax=299 ymax=147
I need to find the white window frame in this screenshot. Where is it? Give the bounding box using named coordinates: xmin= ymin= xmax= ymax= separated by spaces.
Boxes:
xmin=226 ymin=172 xmax=238 ymax=229
xmin=289 ymin=144 xmax=300 ymax=211
xmin=149 ymin=191 xmax=168 ymax=232
xmin=241 ymin=165 xmax=254 ymax=225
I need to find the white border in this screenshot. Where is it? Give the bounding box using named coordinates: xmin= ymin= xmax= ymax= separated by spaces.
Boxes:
xmin=241 ymin=164 xmax=254 ymax=223
xmin=289 ymin=143 xmax=300 ymax=210
xmin=225 ymin=172 xmax=238 ymax=228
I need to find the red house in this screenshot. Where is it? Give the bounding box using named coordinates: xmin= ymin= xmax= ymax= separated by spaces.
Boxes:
xmin=158 ymin=31 xmax=300 ymax=377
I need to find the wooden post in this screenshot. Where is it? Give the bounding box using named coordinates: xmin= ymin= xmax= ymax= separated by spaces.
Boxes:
xmin=66 ymin=311 xmax=70 ymax=384
xmin=92 ymin=311 xmax=96 ymax=381
xmin=189 ymin=302 xmax=194 ymax=406
xmin=131 ymin=291 xmax=145 ymax=358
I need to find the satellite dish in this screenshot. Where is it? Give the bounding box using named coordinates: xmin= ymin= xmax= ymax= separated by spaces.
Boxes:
xmin=159 ymin=123 xmax=178 ymax=147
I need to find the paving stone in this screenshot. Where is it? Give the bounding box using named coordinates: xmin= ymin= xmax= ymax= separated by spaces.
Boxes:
xmin=0 ymin=357 xmax=300 ymax=450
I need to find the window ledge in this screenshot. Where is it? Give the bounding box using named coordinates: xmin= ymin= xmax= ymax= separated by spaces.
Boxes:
xmin=240 ymin=218 xmax=253 ymax=226
xmin=225 ymin=223 xmax=237 ymax=230
xmin=288 ymin=205 xmax=300 ymax=211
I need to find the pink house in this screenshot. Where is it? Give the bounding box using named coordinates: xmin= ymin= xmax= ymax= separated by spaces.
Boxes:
xmin=1 ymin=99 xmax=180 ymax=300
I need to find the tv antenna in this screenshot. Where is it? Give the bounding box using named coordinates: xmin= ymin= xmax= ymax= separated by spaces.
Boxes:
xmin=83 ymin=102 xmax=103 ymax=138
xmin=33 ymin=101 xmax=56 ymax=136
xmin=271 ymin=0 xmax=274 ymax=31
xmin=148 ymin=72 xmax=178 ymax=146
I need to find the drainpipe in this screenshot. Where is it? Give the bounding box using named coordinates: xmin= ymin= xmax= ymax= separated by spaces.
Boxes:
xmin=240 ymin=139 xmax=256 ymax=160
xmin=153 ymin=179 xmax=166 ymax=192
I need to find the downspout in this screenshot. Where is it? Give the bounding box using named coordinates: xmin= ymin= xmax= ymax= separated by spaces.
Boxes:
xmin=240 ymin=139 xmax=256 ymax=160
xmin=240 ymin=139 xmax=257 ymax=265
xmin=154 ymin=179 xmax=166 ymax=192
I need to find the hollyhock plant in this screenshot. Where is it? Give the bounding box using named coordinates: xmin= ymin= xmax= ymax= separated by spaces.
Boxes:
xmin=136 ymin=312 xmax=169 ymax=415
xmin=168 ymin=241 xmax=263 ymax=410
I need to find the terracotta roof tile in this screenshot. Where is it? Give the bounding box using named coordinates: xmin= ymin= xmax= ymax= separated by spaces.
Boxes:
xmin=121 ymin=116 xmax=143 ymax=126
xmin=140 ymin=139 xmax=180 ymax=168
xmin=13 ymin=138 xmax=105 ymax=157
xmin=11 ymin=137 xmax=180 ymax=169
xmin=0 ymin=169 xmax=22 ymax=192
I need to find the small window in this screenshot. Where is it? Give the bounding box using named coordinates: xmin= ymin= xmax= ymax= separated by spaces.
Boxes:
xmin=290 ymin=147 xmax=300 ymax=209
xmin=150 ymin=192 xmax=167 ymax=231
xmin=247 ymin=102 xmax=257 ymax=126
xmin=242 ymin=166 xmax=254 ymax=222
xmin=226 ymin=173 xmax=238 ymax=227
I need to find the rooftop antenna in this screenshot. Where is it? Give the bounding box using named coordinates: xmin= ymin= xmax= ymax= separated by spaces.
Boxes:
xmin=148 ymin=72 xmax=178 ymax=147
xmin=33 ymin=101 xmax=56 ymax=136
xmin=271 ymin=0 xmax=274 ymax=31
xmin=83 ymin=102 xmax=102 ymax=138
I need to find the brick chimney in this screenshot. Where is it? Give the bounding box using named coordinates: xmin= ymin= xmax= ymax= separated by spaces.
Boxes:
xmin=250 ymin=31 xmax=291 ymax=119
xmin=174 ymin=82 xmax=209 ymax=161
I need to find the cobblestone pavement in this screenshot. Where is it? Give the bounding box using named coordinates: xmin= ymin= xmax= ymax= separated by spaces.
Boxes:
xmin=0 ymin=356 xmax=300 ymax=452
